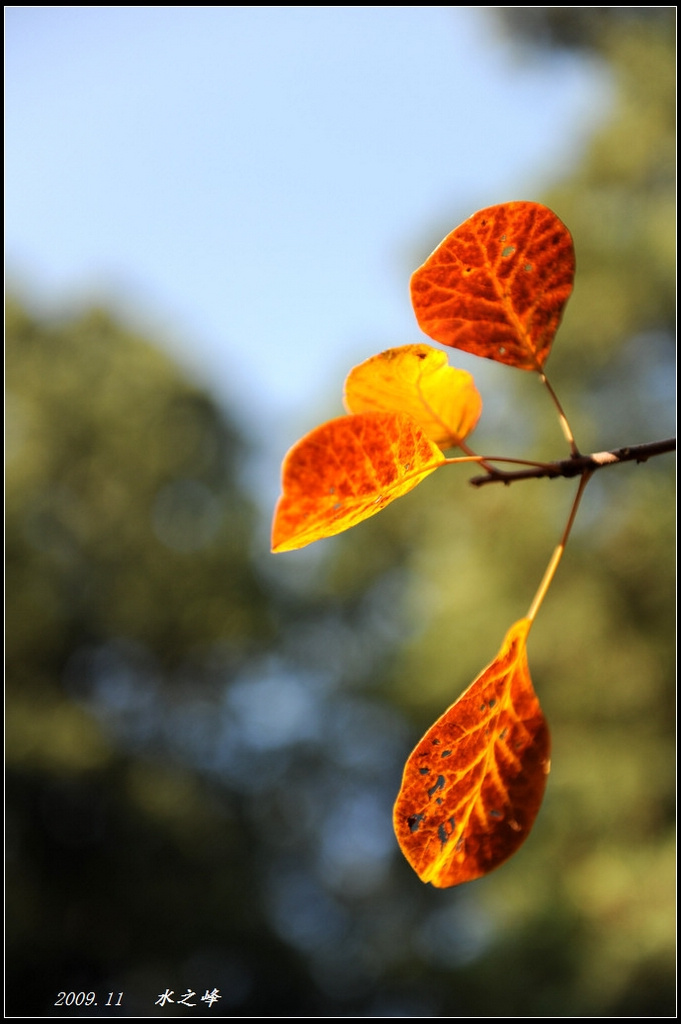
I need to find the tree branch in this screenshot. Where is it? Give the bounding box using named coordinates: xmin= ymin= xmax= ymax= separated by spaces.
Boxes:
xmin=469 ymin=438 xmax=676 ymax=488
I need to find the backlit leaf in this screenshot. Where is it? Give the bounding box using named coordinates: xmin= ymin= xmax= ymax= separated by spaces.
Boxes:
xmin=411 ymin=202 xmax=575 ymax=370
xmin=271 ymin=411 xmax=445 ymax=552
xmin=393 ymin=618 xmax=550 ymax=887
xmin=343 ymin=344 xmax=482 ymax=449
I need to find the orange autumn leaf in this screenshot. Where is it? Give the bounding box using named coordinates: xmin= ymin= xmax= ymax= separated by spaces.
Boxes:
xmin=410 ymin=201 xmax=575 ymax=371
xmin=393 ymin=618 xmax=550 ymax=887
xmin=343 ymin=344 xmax=482 ymax=449
xmin=271 ymin=411 xmax=445 ymax=552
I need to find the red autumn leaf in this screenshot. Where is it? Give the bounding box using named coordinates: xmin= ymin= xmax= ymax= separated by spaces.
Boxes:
xmin=410 ymin=201 xmax=575 ymax=371
xmin=343 ymin=343 xmax=482 ymax=449
xmin=271 ymin=411 xmax=445 ymax=552
xmin=393 ymin=618 xmax=550 ymax=887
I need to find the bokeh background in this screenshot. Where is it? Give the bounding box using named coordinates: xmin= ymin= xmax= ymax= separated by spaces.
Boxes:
xmin=6 ymin=8 xmax=675 ymax=1017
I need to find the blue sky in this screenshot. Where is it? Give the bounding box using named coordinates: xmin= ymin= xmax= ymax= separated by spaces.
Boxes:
xmin=6 ymin=7 xmax=607 ymax=495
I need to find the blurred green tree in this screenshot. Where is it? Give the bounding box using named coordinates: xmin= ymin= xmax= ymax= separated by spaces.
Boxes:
xmin=5 ymin=299 xmax=313 ymax=1015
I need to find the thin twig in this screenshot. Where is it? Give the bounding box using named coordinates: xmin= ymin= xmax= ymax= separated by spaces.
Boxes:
xmin=468 ymin=438 xmax=675 ymax=488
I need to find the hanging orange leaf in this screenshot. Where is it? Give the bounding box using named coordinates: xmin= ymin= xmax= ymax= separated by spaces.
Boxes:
xmin=343 ymin=344 xmax=482 ymax=449
xmin=410 ymin=201 xmax=575 ymax=371
xmin=393 ymin=618 xmax=550 ymax=887
xmin=271 ymin=411 xmax=445 ymax=552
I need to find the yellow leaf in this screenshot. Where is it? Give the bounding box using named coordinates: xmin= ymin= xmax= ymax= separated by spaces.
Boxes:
xmin=343 ymin=344 xmax=482 ymax=449
xmin=272 ymin=411 xmax=445 ymax=552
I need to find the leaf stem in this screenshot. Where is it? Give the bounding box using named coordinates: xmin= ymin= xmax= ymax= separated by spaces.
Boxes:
xmin=444 ymin=454 xmax=558 ymax=470
xmin=458 ymin=440 xmax=498 ymax=476
xmin=539 ymin=370 xmax=579 ymax=457
xmin=526 ymin=471 xmax=592 ymax=624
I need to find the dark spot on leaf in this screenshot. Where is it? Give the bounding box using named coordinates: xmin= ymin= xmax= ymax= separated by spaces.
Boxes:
xmin=488 ymin=699 xmax=496 ymax=708
xmin=438 ymin=823 xmax=450 ymax=844
xmin=408 ymin=813 xmax=424 ymax=833
xmin=428 ymin=775 xmax=445 ymax=798
xmin=490 ymin=809 xmax=502 ymax=819
xmin=441 ymin=749 xmax=452 ymax=758
xmin=419 ymin=767 xmax=430 ymax=775
xmin=502 ymin=245 xmax=515 ymax=258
